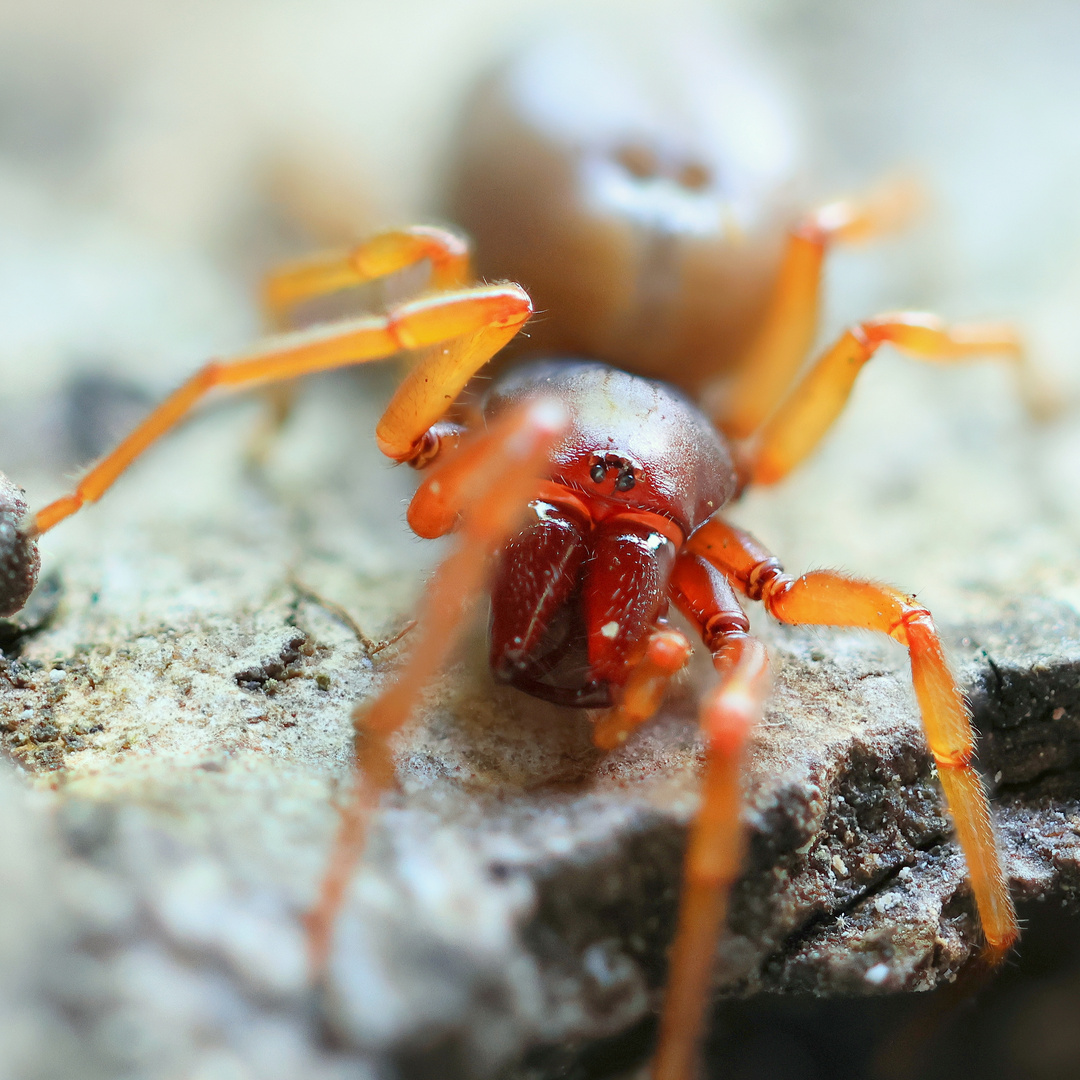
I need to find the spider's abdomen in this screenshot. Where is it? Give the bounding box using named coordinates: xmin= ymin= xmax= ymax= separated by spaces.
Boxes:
xmin=446 ymin=29 xmax=800 ymax=393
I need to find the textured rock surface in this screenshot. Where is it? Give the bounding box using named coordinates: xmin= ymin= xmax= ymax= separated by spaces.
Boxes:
xmin=1 ymin=372 xmax=1079 ymax=1080
xmin=0 ymin=472 xmax=39 ymax=617
xmin=1 ymin=1 xmax=1080 ymax=1079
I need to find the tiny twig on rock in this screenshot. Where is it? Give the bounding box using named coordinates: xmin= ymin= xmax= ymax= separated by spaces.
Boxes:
xmin=289 ymin=575 xmax=415 ymax=656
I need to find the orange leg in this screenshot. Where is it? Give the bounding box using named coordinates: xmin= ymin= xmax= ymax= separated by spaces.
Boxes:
xmin=305 ymin=398 xmax=569 ymax=973
xmin=650 ymin=550 xmax=770 ymax=1080
xmin=719 ymin=186 xmax=918 ymax=441
xmin=743 ymin=313 xmax=1025 ymax=486
xmin=253 ymin=228 xmax=471 ymax=459
xmin=262 ymin=225 xmax=471 ymax=329
xmin=689 ymin=518 xmax=1019 ymax=966
xmin=590 ymin=625 xmax=693 ymax=751
xmin=30 ymin=283 xmax=532 ymax=536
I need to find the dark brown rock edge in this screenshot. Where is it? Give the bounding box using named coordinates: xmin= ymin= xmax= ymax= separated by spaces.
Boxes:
xmin=0 ymin=471 xmax=39 ymax=618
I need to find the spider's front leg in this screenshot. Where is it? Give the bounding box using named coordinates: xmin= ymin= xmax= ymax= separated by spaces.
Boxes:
xmin=691 ymin=517 xmax=1019 ymax=965
xmin=0 ymin=275 xmax=531 ymax=616
xmin=645 ymin=550 xmax=771 ymax=1080
xmin=305 ymin=397 xmax=569 ymax=972
xmin=0 ymin=227 xmax=522 ymax=608
xmin=27 ymin=278 xmax=531 ymax=541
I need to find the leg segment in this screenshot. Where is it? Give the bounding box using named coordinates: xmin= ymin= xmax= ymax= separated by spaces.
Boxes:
xmin=744 ymin=313 xmax=1025 ymax=486
xmin=719 ymin=187 xmax=918 ymax=441
xmin=31 ymin=283 xmax=531 ymax=536
xmin=591 ymin=625 xmax=692 ymax=750
xmin=255 ymin=227 xmax=473 ymax=460
xmin=689 ymin=518 xmax=1019 ymax=964
xmin=649 ymin=549 xmax=771 ymax=1080
xmin=262 ymin=225 xmax=471 ymax=329
xmin=305 ymin=398 xmax=569 ymax=972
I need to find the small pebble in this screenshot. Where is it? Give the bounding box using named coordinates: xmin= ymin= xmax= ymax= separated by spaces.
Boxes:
xmin=865 ymin=963 xmax=890 ymax=985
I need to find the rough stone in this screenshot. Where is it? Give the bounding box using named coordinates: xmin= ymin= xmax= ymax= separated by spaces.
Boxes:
xmin=1 ymin=3 xmax=1079 ymax=1079
xmin=1 ymin=412 xmax=1079 ymax=1079
xmin=0 ymin=471 xmax=40 ymax=618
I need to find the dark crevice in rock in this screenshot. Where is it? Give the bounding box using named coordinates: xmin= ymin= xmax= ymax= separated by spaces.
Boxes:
xmin=523 ymin=813 xmax=683 ymax=997
xmin=508 ymin=1013 xmax=656 ymax=1080
xmin=771 ymin=829 xmax=951 ymax=954
xmin=969 ymin=655 xmax=1080 ymax=788
xmin=997 ymin=763 xmax=1080 ymax=799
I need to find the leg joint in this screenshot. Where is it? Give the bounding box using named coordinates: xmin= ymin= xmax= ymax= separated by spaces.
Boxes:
xmin=406 ymin=421 xmax=464 ymax=470
xmin=745 ymin=557 xmax=787 ymax=602
xmin=888 ymin=604 xmax=933 ymax=643
xmin=702 ymin=614 xmax=751 ymax=652
xmin=934 ymin=749 xmax=974 ymax=770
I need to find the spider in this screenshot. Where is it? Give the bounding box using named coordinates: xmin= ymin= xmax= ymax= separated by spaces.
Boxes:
xmin=0 ymin=26 xmax=1044 ymax=1080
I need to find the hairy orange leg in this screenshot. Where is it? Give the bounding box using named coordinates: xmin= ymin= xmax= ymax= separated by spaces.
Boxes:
xmin=719 ymin=185 xmax=918 ymax=441
xmin=745 ymin=313 xmax=1026 ymax=486
xmin=306 ymin=399 xmax=569 ymax=973
xmin=252 ymin=227 xmax=472 ymax=460
xmin=646 ymin=550 xmax=770 ymax=1080
xmin=30 ymin=283 xmax=531 ymax=536
xmin=262 ymin=225 xmax=471 ymax=329
xmin=690 ymin=518 xmax=1019 ymax=966
xmin=591 ymin=625 xmax=693 ymax=751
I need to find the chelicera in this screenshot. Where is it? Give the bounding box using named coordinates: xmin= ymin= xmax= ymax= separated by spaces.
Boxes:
xmin=0 ymin=26 xmax=1048 ymax=1080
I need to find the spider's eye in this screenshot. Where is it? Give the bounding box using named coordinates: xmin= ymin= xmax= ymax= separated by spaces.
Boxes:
xmin=615 ymin=472 xmax=636 ymax=492
xmin=590 ymin=462 xmax=607 ymax=483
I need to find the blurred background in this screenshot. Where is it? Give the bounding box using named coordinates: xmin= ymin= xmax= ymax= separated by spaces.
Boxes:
xmin=3 ymin=0 xmax=1080 ymax=390
xmin=1 ymin=1 xmax=1079 ymax=1078
xmin=4 ymin=0 xmax=1080 ymax=603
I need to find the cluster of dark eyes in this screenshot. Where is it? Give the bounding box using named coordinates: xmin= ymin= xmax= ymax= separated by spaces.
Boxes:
xmin=590 ymin=456 xmax=637 ymax=491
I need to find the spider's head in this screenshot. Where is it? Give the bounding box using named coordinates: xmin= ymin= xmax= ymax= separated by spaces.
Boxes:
xmin=0 ymin=473 xmax=40 ymax=617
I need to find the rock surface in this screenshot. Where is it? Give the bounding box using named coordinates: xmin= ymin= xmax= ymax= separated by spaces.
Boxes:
xmin=0 ymin=371 xmax=1079 ymax=1080
xmin=1 ymin=2 xmax=1080 ymax=1079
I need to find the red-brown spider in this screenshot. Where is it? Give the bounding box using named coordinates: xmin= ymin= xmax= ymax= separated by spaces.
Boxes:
xmin=0 ymin=27 xmax=1046 ymax=1080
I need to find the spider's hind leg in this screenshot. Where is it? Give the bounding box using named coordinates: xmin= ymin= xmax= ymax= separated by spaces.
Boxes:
xmin=262 ymin=226 xmax=471 ymax=327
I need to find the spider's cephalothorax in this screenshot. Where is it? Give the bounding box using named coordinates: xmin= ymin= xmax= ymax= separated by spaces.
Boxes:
xmin=484 ymin=361 xmax=736 ymax=705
